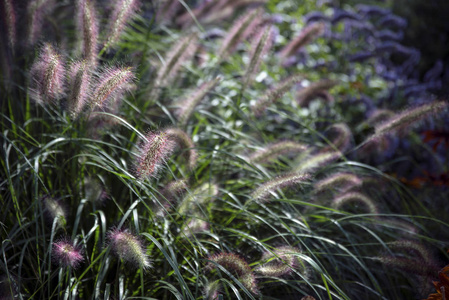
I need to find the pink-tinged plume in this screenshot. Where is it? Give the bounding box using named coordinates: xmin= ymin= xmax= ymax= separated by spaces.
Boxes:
xmin=279 ymin=22 xmax=325 ymax=64
xmin=256 ymin=246 xmax=305 ymax=278
xmin=92 ymin=66 xmax=134 ymax=108
xmin=1 ymin=0 xmax=16 ymax=51
xmin=134 ymin=131 xmax=175 ymax=180
xmin=206 ymin=252 xmax=258 ymax=295
xmin=251 ymin=173 xmax=311 ymax=202
xmin=67 ymin=60 xmax=92 ymax=118
xmin=29 ymin=44 xmax=65 ymax=104
xmin=108 ymin=228 xmax=151 ymax=269
xmin=26 ymin=0 xmax=55 ymax=47
xmin=104 ymin=0 xmax=140 ymax=51
xmin=76 ymin=0 xmax=99 ymax=66
xmin=52 ymin=238 xmax=84 ymax=268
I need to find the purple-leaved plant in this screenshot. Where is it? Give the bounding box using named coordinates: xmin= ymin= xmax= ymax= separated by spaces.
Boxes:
xmin=52 ymin=238 xmax=84 ymax=268
xmin=108 ymin=228 xmax=151 ymax=269
xmin=29 ymin=43 xmax=65 ymax=104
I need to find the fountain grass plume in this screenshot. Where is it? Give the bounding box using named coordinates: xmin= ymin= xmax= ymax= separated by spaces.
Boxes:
xmin=178 ymin=182 xmax=219 ymax=215
xmin=296 ymin=79 xmax=338 ymax=106
xmin=91 ymin=66 xmax=134 ymax=108
xmin=322 ymin=123 xmax=353 ymax=153
xmin=26 ymin=0 xmax=55 ymax=47
xmin=165 ymin=128 xmax=198 ymax=169
xmin=244 ymin=25 xmax=274 ymax=86
xmin=108 ymin=228 xmax=151 ymax=269
xmin=294 ymin=150 xmax=342 ymax=174
xmin=134 ymin=131 xmax=175 ymax=180
xmin=377 ymin=240 xmax=439 ymax=276
xmin=248 ymin=140 xmax=308 ymax=164
xmin=42 ymin=196 xmax=66 ymax=228
xmin=77 ymin=0 xmax=99 ymax=66
xmin=29 ymin=43 xmax=65 ymax=104
xmin=374 ymin=101 xmax=448 ymax=136
xmin=331 ymin=192 xmax=378 ymax=214
xmin=175 ymin=77 xmax=221 ymax=126
xmin=252 ymin=75 xmax=303 ymax=117
xmin=206 ymin=252 xmax=259 ymax=295
xmin=103 ymin=0 xmax=140 ymax=52
xmin=313 ymin=172 xmax=363 ymax=194
xmin=279 ymin=22 xmax=325 ymax=63
xmin=1 ymin=0 xmax=16 ymax=51
xmin=154 ymin=179 xmax=188 ymax=217
xmin=52 ymin=238 xmax=84 ymax=268
xmin=218 ymin=8 xmax=262 ymax=59
xmin=152 ymin=33 xmax=199 ymax=99
xmin=256 ymin=246 xmax=305 ymax=278
xmin=183 ymin=218 xmax=209 ymax=237
xmin=67 ymin=60 xmax=92 ymax=118
xmin=251 ymin=173 xmax=311 ymax=203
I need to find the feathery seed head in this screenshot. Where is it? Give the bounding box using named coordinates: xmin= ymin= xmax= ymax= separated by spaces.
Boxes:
xmin=375 ymin=101 xmax=448 ymax=136
xmin=245 ymin=24 xmax=275 ymax=85
xmin=29 ymin=44 xmax=65 ymax=104
xmin=294 ymin=151 xmax=342 ymax=174
xmin=42 ymin=196 xmax=66 ymax=228
xmin=104 ymin=0 xmax=140 ymax=51
xmin=251 ymin=173 xmax=311 ymax=203
xmin=249 ymin=141 xmax=308 ymax=164
xmin=135 ymin=131 xmax=175 ymax=180
xmin=92 ymin=66 xmax=134 ymax=108
xmin=313 ymin=172 xmax=363 ymax=194
xmin=218 ymin=8 xmax=262 ymax=58
xmin=26 ymin=0 xmax=55 ymax=47
xmin=175 ymin=77 xmax=221 ymax=126
xmin=256 ymin=246 xmax=304 ymax=277
xmin=67 ymin=60 xmax=92 ymax=118
xmin=76 ymin=0 xmax=99 ymax=65
xmin=165 ymin=128 xmax=198 ymax=169
xmin=252 ymin=75 xmax=303 ymax=116
xmin=108 ymin=228 xmax=151 ymax=269
xmin=178 ymin=182 xmax=219 ymax=215
xmin=183 ymin=218 xmax=209 ymax=237
xmin=279 ymin=22 xmax=325 ymax=64
xmin=203 ymin=281 xmax=222 ymax=300
xmin=1 ymin=0 xmax=16 ymax=51
xmin=296 ymin=79 xmax=338 ymax=106
xmin=52 ymin=238 xmax=83 ymax=268
xmin=206 ymin=252 xmax=258 ymax=294
xmin=331 ymin=192 xmax=378 ymax=214
xmin=322 ymin=123 xmax=353 ymax=153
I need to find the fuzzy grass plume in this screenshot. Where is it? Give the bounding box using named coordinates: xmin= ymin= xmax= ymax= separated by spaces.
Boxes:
xmin=251 ymin=173 xmax=311 ymax=202
xmin=244 ymin=25 xmax=274 ymax=85
xmin=175 ymin=77 xmax=221 ymax=126
xmin=67 ymin=60 xmax=92 ymax=117
xmin=91 ymin=66 xmax=134 ymax=108
xmin=108 ymin=228 xmax=151 ymax=269
xmin=331 ymin=192 xmax=378 ymax=214
xmin=206 ymin=252 xmax=258 ymax=295
xmin=52 ymin=238 xmax=84 ymax=268
xmin=296 ymin=79 xmax=338 ymax=106
xmin=103 ymin=0 xmax=140 ymax=51
xmin=1 ymin=0 xmax=16 ymax=51
xmin=248 ymin=140 xmax=308 ymax=164
xmin=165 ymin=127 xmax=198 ymax=169
xmin=76 ymin=0 xmax=99 ymax=65
xmin=256 ymin=246 xmax=305 ymax=278
xmin=313 ymin=172 xmax=362 ymax=194
xmin=252 ymin=75 xmax=303 ymax=116
xmin=134 ymin=131 xmax=175 ymax=180
xmin=29 ymin=43 xmax=65 ymax=104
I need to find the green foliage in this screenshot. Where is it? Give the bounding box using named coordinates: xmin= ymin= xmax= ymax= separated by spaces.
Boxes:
xmin=1 ymin=0 xmax=448 ymax=299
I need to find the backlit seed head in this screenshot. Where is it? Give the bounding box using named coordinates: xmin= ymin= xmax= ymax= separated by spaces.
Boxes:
xmin=52 ymin=238 xmax=83 ymax=268
xmin=331 ymin=192 xmax=378 ymax=214
xmin=92 ymin=66 xmax=134 ymax=108
xmin=251 ymin=173 xmax=311 ymax=203
xmin=42 ymin=196 xmax=66 ymax=228
xmin=29 ymin=44 xmax=65 ymax=104
xmin=206 ymin=253 xmax=258 ymax=295
xmin=134 ymin=131 xmax=175 ymax=180
xmin=256 ymin=246 xmax=305 ymax=278
xmin=108 ymin=228 xmax=151 ymax=269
